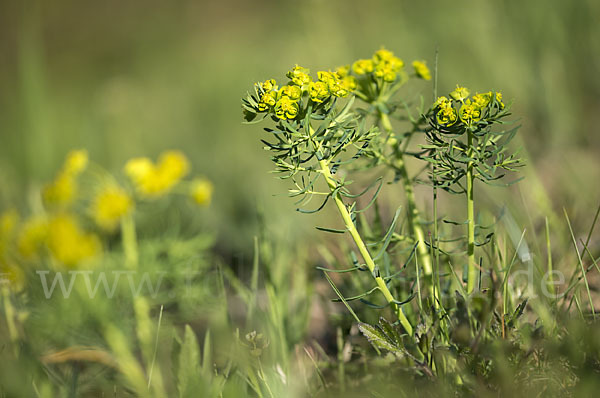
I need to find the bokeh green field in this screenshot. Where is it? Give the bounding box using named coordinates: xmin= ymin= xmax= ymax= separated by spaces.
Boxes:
xmin=1 ymin=0 xmax=599 ymax=396
xmin=2 ymin=0 xmax=599 ymax=244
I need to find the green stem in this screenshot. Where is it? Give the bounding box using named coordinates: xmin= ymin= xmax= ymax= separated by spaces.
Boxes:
xmin=318 ymin=156 xmax=413 ymax=335
xmin=380 ymin=111 xmax=438 ymax=309
xmin=466 ymin=130 xmax=477 ymax=293
xmin=379 ymin=112 xmax=432 ymax=277
xmin=2 ymin=286 xmax=19 ymax=353
xmin=308 ymin=124 xmax=413 ymax=335
xmin=336 ymin=326 xmax=345 ymax=392
xmin=121 ymin=213 xmax=138 ymax=269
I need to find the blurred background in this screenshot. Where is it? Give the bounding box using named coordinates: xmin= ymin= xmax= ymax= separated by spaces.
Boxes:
xmin=1 ymin=0 xmax=599 ymax=256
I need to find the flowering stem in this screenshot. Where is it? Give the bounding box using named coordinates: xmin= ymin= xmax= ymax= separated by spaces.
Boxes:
xmin=309 ymin=127 xmax=413 ymax=335
xmin=121 ymin=213 xmax=138 ymax=269
xmin=379 ymin=112 xmax=433 ymax=278
xmin=466 ymin=130 xmax=477 ymax=293
xmin=2 ymin=286 xmax=19 ymax=349
xmin=322 ymin=159 xmax=413 ymax=334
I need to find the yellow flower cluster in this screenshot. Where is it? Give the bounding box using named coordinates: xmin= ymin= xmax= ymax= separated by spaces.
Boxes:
xmin=91 ymin=184 xmax=133 ymax=230
xmin=124 ymin=150 xmax=189 ymax=197
xmin=43 ymin=150 xmax=88 ymax=207
xmin=434 ymin=85 xmax=505 ymax=127
xmin=412 ymin=60 xmax=431 ymax=80
xmin=352 ymin=47 xmax=405 ymax=83
xmin=46 ymin=213 xmax=101 ymax=268
xmin=255 ymin=64 xmax=357 ymax=120
xmin=15 ymin=213 xmax=101 ymax=269
xmin=0 ymin=148 xmax=212 ymax=291
xmin=274 ymin=96 xmax=299 ymax=120
xmin=435 ymin=96 xmax=458 ymax=126
xmin=17 ymin=216 xmax=48 ymax=260
xmin=246 ymin=47 xmax=434 ymax=121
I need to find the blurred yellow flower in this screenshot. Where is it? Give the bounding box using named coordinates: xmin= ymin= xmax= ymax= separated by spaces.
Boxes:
xmin=43 ymin=149 xmax=89 ymax=208
xmin=17 ymin=216 xmax=48 ymax=260
xmin=0 ymin=209 xmax=19 ymax=242
xmin=335 ymin=65 xmax=350 ymax=77
xmin=46 ymin=213 xmax=101 ymax=268
xmin=352 ymin=59 xmax=374 ymax=75
xmin=190 ymin=178 xmax=214 ymax=207
xmin=43 ymin=173 xmax=76 ymax=207
xmin=374 ymin=63 xmax=397 ymax=82
xmin=125 ymin=150 xmax=190 ymax=197
xmin=412 ymin=60 xmax=431 ymax=80
xmin=63 ymin=150 xmax=89 ymax=175
xmin=91 ymin=185 xmax=133 ymax=230
xmin=373 ymin=48 xmax=396 ymax=63
xmin=366 ymin=48 xmax=403 ymax=83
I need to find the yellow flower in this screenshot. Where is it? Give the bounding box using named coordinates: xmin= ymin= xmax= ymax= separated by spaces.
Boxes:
xmin=450 ymin=85 xmax=470 ymax=102
xmin=0 ymin=209 xmax=19 ymax=242
xmin=43 ymin=173 xmax=76 ymax=207
xmin=46 ymin=213 xmax=101 ymax=268
xmin=17 ymin=216 xmax=48 ymax=260
xmin=459 ymin=101 xmax=482 ymax=124
xmin=373 ymin=48 xmax=396 ymax=63
xmin=412 ymin=60 xmax=431 ymax=80
xmin=335 ymin=65 xmax=350 ymax=77
xmin=373 ymin=49 xmax=403 ymax=74
xmin=91 ymin=184 xmax=133 ymax=231
xmin=274 ymin=96 xmax=299 ymax=119
xmin=341 ymin=75 xmax=357 ymax=91
xmin=286 ymin=65 xmax=311 ymax=86
xmin=43 ymin=149 xmax=89 ymax=208
xmin=190 ymin=178 xmax=214 ymax=207
xmin=496 ymin=92 xmax=505 ymax=109
xmin=434 ymin=96 xmax=451 ymax=109
xmin=124 ymin=157 xmax=153 ymax=181
xmin=309 ymin=81 xmax=330 ymax=103
xmin=472 ymin=92 xmax=492 ymax=108
xmin=436 ymin=107 xmax=458 ymax=126
xmin=352 ymin=59 xmax=374 ymax=75
xmin=63 ymin=150 xmax=89 ymax=175
xmin=280 ymin=85 xmax=302 ymax=101
xmin=125 ymin=151 xmax=190 ymax=197
xmin=260 ymin=79 xmax=277 ymax=92
xmin=374 ymin=63 xmax=397 ymax=82
xmin=318 ymin=71 xmax=349 ymax=98
xmin=258 ymin=91 xmax=277 ymax=111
